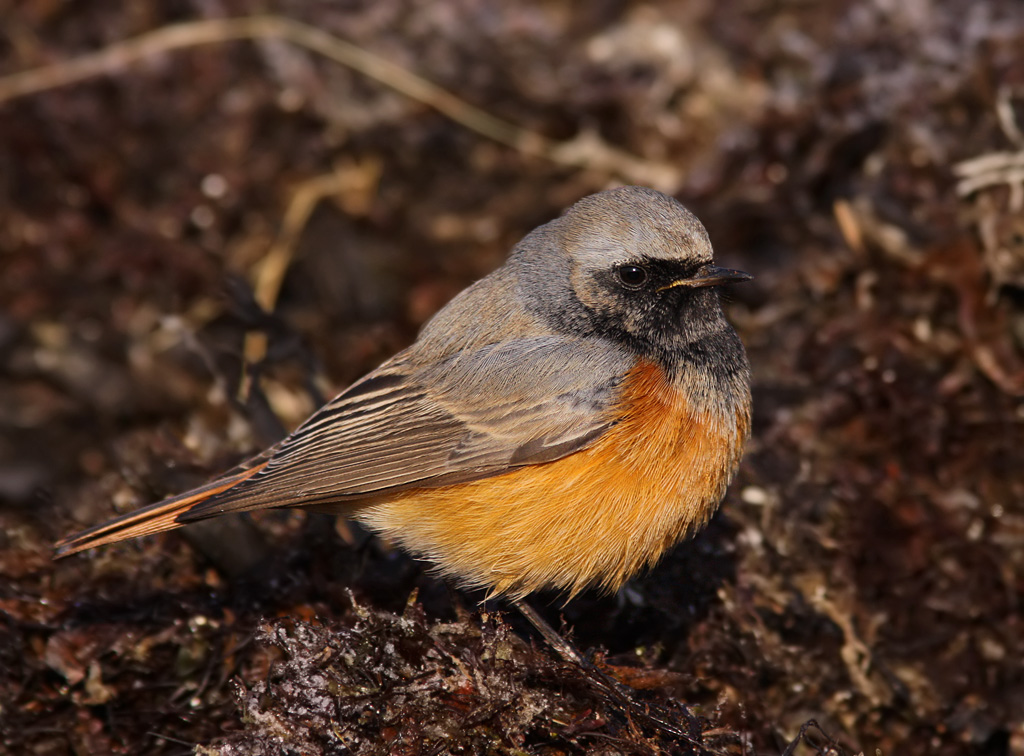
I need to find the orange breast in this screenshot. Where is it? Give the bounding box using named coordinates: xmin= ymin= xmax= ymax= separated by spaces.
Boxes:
xmin=357 ymin=360 xmax=750 ymax=599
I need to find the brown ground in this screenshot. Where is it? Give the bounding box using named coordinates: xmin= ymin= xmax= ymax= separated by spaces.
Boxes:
xmin=2 ymin=1 xmax=1023 ymax=754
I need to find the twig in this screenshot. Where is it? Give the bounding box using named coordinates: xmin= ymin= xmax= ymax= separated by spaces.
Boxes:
xmin=954 ymin=87 xmax=1024 ymax=211
xmin=238 ymin=165 xmax=368 ymax=397
xmin=995 ymin=84 xmax=1024 ymax=148
xmin=832 ymin=199 xmax=864 ymax=254
xmin=0 ymin=15 xmax=680 ymax=190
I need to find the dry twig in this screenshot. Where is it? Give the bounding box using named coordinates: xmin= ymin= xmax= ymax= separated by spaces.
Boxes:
xmin=0 ymin=15 xmax=680 ymax=191
xmin=954 ymin=86 xmax=1024 ymax=211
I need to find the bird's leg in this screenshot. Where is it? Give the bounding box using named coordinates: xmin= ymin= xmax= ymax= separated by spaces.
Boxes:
xmin=511 ymin=598 xmax=589 ymax=666
xmin=511 ymin=598 xmax=703 ymax=746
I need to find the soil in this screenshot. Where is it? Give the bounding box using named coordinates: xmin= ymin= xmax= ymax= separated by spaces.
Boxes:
xmin=1 ymin=1 xmax=1023 ymax=754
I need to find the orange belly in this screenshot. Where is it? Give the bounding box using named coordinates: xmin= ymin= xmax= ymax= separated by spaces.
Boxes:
xmin=357 ymin=360 xmax=749 ymax=599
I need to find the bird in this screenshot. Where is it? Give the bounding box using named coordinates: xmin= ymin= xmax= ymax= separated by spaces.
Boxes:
xmin=55 ymin=185 xmax=752 ymax=602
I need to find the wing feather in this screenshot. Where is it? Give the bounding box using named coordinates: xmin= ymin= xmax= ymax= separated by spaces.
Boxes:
xmin=179 ymin=336 xmax=632 ymax=520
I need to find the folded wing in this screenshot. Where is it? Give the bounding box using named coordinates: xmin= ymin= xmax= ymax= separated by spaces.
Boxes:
xmin=56 ymin=336 xmax=631 ymax=555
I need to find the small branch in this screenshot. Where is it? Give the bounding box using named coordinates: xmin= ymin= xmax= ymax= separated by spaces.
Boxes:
xmin=0 ymin=15 xmax=681 ymax=190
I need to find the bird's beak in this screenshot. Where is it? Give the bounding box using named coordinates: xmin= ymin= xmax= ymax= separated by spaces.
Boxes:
xmin=658 ymin=265 xmax=753 ymax=291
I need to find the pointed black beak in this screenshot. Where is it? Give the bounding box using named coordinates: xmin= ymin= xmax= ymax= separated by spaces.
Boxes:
xmin=658 ymin=265 xmax=753 ymax=291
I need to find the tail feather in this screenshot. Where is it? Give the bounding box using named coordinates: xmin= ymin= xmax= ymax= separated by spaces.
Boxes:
xmin=54 ymin=462 xmax=268 ymax=558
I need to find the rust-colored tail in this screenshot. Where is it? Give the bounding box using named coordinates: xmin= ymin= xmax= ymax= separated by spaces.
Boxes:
xmin=54 ymin=462 xmax=268 ymax=558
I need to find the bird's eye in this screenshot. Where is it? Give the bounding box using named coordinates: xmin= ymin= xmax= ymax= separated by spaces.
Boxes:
xmin=616 ymin=264 xmax=648 ymax=289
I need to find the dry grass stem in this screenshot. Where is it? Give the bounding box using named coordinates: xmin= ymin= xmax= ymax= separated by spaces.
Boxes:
xmin=0 ymin=15 xmax=681 ymax=190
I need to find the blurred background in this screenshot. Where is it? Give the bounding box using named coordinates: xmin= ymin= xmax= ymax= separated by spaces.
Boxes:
xmin=1 ymin=1 xmax=1023 ymax=754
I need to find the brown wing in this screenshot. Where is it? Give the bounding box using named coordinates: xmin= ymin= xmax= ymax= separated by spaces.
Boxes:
xmin=180 ymin=337 xmax=630 ymax=516
xmin=55 ymin=337 xmax=632 ymax=555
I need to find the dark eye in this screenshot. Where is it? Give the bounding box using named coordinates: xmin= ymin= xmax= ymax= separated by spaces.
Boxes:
xmin=616 ymin=264 xmax=648 ymax=289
